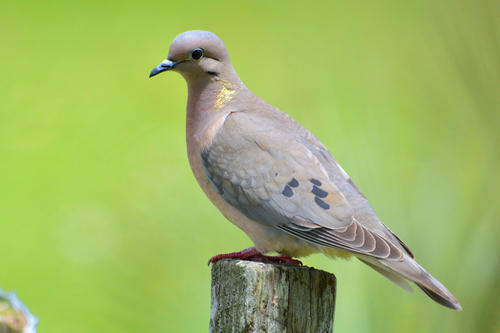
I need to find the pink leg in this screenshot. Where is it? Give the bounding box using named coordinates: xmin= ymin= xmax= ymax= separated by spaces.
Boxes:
xmin=208 ymin=246 xmax=302 ymax=266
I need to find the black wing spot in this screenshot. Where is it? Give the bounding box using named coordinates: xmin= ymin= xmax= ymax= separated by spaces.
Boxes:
xmin=312 ymin=185 xmax=328 ymax=198
xmin=201 ymin=150 xmax=210 ymax=167
xmin=282 ymin=185 xmax=293 ymax=197
xmin=314 ymin=197 xmax=330 ymax=210
xmin=288 ymin=178 xmax=299 ymax=188
xmin=206 ymin=71 xmax=219 ymax=76
xmin=310 ymin=178 xmax=322 ymax=186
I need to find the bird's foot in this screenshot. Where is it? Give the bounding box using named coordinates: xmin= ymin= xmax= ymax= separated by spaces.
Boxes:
xmin=208 ymin=246 xmax=302 ymax=266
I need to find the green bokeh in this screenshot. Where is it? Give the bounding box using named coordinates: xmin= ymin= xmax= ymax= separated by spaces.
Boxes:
xmin=1 ymin=0 xmax=499 ymax=332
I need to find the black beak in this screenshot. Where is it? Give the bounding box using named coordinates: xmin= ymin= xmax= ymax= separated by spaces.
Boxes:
xmin=149 ymin=59 xmax=178 ymax=78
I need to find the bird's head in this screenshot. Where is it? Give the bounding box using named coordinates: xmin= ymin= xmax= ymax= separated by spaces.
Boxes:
xmin=149 ymin=30 xmax=235 ymax=86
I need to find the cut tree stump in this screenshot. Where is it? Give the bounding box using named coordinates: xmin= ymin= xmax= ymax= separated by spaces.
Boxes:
xmin=209 ymin=259 xmax=336 ymax=333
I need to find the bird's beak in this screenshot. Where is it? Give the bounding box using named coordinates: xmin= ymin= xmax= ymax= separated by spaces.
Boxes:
xmin=149 ymin=59 xmax=178 ymax=78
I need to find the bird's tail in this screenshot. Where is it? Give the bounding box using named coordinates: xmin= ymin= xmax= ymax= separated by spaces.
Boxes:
xmin=358 ymin=255 xmax=462 ymax=311
xmin=415 ymin=281 xmax=462 ymax=310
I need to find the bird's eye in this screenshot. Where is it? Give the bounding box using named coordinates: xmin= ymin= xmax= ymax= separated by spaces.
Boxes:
xmin=190 ymin=48 xmax=204 ymax=60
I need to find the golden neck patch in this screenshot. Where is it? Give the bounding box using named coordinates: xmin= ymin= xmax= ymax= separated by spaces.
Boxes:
xmin=213 ymin=84 xmax=236 ymax=112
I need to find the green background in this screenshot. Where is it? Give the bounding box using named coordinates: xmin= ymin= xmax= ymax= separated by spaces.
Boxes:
xmin=1 ymin=0 xmax=499 ymax=332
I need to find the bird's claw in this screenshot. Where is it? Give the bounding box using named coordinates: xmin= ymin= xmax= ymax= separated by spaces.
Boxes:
xmin=208 ymin=247 xmax=302 ymax=266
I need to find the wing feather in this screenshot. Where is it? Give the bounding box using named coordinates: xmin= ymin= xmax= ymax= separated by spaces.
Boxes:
xmin=202 ymin=111 xmax=408 ymax=260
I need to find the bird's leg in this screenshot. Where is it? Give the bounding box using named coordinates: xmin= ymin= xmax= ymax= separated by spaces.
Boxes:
xmin=208 ymin=246 xmax=302 ymax=266
xmin=208 ymin=246 xmax=260 ymax=265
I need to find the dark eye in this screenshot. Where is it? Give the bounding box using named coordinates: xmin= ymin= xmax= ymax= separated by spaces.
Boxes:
xmin=190 ymin=48 xmax=204 ymax=60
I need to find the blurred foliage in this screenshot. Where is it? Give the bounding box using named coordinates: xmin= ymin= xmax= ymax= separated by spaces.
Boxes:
xmin=1 ymin=0 xmax=499 ymax=332
xmin=0 ymin=289 xmax=38 ymax=333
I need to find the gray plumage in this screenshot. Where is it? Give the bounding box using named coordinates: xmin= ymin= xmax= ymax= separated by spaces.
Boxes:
xmin=150 ymin=30 xmax=461 ymax=311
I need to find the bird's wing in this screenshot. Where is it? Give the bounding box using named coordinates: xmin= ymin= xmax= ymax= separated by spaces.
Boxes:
xmin=201 ymin=110 xmax=406 ymax=260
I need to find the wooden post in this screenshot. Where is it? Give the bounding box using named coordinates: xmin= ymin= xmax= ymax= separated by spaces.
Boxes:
xmin=209 ymin=259 xmax=336 ymax=333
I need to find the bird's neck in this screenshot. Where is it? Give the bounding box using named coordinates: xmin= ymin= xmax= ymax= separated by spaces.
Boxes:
xmin=185 ymin=76 xmax=248 ymax=151
xmin=186 ymin=72 xmax=246 ymax=110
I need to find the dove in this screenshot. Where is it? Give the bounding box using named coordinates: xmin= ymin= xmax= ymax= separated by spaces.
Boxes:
xmin=149 ymin=30 xmax=461 ymax=310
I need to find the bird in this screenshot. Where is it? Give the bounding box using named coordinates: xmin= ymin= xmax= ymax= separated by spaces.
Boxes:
xmin=149 ymin=30 xmax=462 ymax=311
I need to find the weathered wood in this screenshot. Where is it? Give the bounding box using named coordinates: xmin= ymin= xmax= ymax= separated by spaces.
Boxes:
xmin=209 ymin=259 xmax=336 ymax=333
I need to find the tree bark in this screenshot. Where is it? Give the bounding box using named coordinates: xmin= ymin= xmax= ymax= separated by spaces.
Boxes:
xmin=209 ymin=259 xmax=336 ymax=333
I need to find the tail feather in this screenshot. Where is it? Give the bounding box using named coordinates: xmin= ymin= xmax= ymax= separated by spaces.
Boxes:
xmin=357 ymin=254 xmax=462 ymax=311
xmin=358 ymin=258 xmax=414 ymax=293
xmin=416 ymin=283 xmax=462 ymax=311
